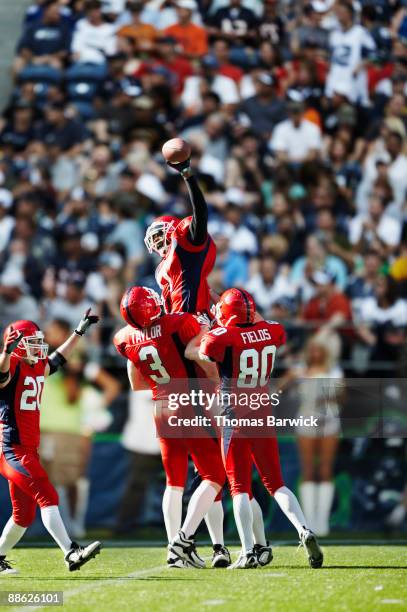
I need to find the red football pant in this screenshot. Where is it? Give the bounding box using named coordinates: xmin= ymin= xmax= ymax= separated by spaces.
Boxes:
xmin=222 ymin=435 xmax=285 ymax=497
xmin=159 ymin=436 xmax=225 ymax=489
xmin=0 ymin=446 xmax=58 ymax=527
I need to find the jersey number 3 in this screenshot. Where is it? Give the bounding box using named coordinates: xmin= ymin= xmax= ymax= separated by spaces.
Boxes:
xmin=139 ymin=346 xmax=170 ymax=384
xmin=21 ymin=376 xmax=45 ymax=411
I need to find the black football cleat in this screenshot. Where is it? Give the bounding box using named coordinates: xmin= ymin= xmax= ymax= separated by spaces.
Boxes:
xmin=65 ymin=541 xmax=101 ymax=572
xmin=211 ymin=545 xmax=231 ymax=568
xmin=0 ymin=557 xmax=18 ymax=575
xmin=169 ymin=531 xmax=205 ymax=569
xmin=254 ymin=542 xmax=273 ymax=566
xmin=300 ymin=530 xmax=323 ymax=568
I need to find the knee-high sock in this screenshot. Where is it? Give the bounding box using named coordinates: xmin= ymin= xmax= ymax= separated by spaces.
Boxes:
xmin=274 ymin=486 xmax=308 ymax=537
xmin=299 ymin=481 xmax=317 ymax=532
xmin=204 ymin=500 xmax=224 ymax=546
xmin=251 ymin=497 xmax=267 ymax=546
xmin=233 ymin=493 xmax=254 ymax=554
xmin=162 ymin=487 xmax=183 ymax=542
xmin=182 ymin=481 xmax=218 ymax=539
xmin=56 ymin=486 xmax=73 ymax=532
xmin=40 ymin=506 xmax=72 ymax=555
xmin=315 ymin=482 xmax=334 ymax=537
xmin=0 ymin=517 xmax=26 ymax=556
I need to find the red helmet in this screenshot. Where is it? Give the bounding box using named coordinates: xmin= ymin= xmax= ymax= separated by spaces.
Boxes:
xmin=144 ymin=215 xmax=180 ymax=257
xmin=120 ymin=286 xmax=162 ymax=328
xmin=216 ymin=288 xmax=256 ymax=327
xmin=3 ymin=320 xmax=48 ymax=362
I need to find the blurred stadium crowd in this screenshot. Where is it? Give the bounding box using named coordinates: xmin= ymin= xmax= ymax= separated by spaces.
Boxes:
xmin=0 ymin=0 xmax=406 ymax=534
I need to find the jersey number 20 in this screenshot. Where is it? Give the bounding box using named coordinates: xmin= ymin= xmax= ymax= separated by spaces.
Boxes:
xmin=238 ymin=346 xmax=276 ymax=388
xmin=21 ymin=376 xmax=45 ymax=411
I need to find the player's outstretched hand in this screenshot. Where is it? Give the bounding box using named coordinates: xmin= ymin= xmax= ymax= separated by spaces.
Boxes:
xmin=196 ymin=312 xmax=214 ymax=329
xmin=75 ymin=308 xmax=100 ymax=337
xmin=166 ymin=158 xmax=192 ymax=178
xmin=4 ymin=327 xmax=24 ymax=354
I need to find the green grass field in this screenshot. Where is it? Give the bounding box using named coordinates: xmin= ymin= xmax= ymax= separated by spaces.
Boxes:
xmin=2 ymin=545 xmax=406 ymax=612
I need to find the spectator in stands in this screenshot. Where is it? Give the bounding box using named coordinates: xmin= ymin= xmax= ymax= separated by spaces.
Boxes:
xmin=357 ymin=275 xmax=407 ymax=371
xmin=44 ymin=270 xmax=96 ymax=328
xmin=291 ymin=1 xmax=330 ymax=54
xmin=14 ymin=0 xmax=72 ymax=76
xmin=238 ymin=72 xmax=286 ymax=139
xmin=0 ymin=191 xmax=15 ymax=253
xmin=116 ymin=1 xmax=158 ymax=52
xmin=246 ymin=256 xmax=294 ymax=317
xmin=349 ymin=185 xmax=403 ymax=255
xmin=0 ymin=102 xmax=36 ymax=153
xmin=269 ymin=93 xmax=322 ymax=164
xmin=302 ymin=269 xmax=353 ymax=340
xmin=207 ymin=0 xmax=259 ymax=47
xmin=164 ymin=0 xmax=208 ymax=59
xmin=325 ymin=0 xmax=376 ymax=106
xmin=38 ymin=101 xmax=87 ymax=154
xmin=0 ymin=268 xmax=40 ymax=330
xmin=181 ymin=55 xmax=240 ymax=112
xmin=71 ymin=0 xmax=117 ymax=64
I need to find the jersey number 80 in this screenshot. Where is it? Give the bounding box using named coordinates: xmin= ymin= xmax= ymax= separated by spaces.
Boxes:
xmin=238 ymin=346 xmax=276 ymax=388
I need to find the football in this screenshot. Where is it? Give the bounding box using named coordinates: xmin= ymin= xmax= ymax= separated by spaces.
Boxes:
xmin=162 ymin=138 xmax=191 ymax=164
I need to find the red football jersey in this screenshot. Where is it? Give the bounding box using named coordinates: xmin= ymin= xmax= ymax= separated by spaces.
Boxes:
xmin=155 ymin=216 xmax=216 ymax=314
xmin=0 ymin=355 xmax=48 ymax=450
xmin=113 ymin=313 xmax=205 ymax=400
xmin=200 ymin=320 xmax=286 ymax=393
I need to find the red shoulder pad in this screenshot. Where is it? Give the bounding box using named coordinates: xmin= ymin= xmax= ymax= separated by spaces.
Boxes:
xmin=113 ymin=325 xmax=133 ymax=357
xmin=200 ymin=327 xmax=228 ymax=363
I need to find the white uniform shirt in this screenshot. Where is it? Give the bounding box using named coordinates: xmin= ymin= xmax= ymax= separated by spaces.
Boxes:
xmin=325 ymin=24 xmax=375 ymax=104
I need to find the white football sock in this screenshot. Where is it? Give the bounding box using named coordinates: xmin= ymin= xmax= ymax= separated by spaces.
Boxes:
xmin=204 ymin=500 xmax=224 ymax=546
xmin=232 ymin=493 xmax=254 ymax=554
xmin=315 ymin=482 xmax=334 ymax=537
xmin=299 ymin=481 xmax=317 ymax=531
xmin=0 ymin=517 xmax=26 ymax=556
xmin=56 ymin=486 xmax=73 ymax=532
xmin=274 ymin=486 xmax=308 ymax=537
xmin=73 ymin=478 xmax=90 ymax=534
xmin=251 ymin=497 xmax=267 ymax=546
xmin=40 ymin=506 xmax=72 ymax=555
xmin=162 ymin=487 xmax=183 ymax=542
xmin=182 ymin=481 xmax=218 ymax=539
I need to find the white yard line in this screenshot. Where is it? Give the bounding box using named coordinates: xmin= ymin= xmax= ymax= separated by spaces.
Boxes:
xmin=18 ymin=561 xmax=169 ymax=612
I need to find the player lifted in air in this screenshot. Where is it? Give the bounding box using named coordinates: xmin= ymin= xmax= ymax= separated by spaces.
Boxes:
xmin=187 ymin=288 xmax=324 ymax=569
xmin=0 ymin=313 xmax=101 ymax=574
xmin=114 ymin=286 xmax=228 ymax=568
xmin=144 ymin=139 xmax=216 ymax=316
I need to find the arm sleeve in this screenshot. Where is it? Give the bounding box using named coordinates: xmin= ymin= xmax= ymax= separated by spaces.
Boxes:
xmin=185 ymin=176 xmax=208 ymax=246
xmin=48 ymin=351 xmax=67 ymax=375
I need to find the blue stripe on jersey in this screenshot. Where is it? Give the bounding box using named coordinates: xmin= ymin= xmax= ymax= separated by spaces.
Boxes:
xmin=0 ymin=364 xmax=21 ymax=446
xmin=2 ymin=446 xmax=30 ymax=477
xmin=175 ymin=239 xmax=211 ymax=313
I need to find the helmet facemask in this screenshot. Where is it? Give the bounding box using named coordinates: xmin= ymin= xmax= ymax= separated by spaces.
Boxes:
xmin=144 ymin=221 xmax=175 ymax=257
xmin=20 ymin=332 xmax=49 ymax=363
